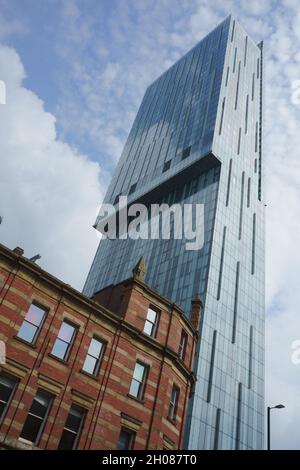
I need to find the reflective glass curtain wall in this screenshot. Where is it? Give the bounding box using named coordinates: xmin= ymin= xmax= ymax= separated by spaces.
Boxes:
xmin=83 ymin=16 xmax=265 ymax=450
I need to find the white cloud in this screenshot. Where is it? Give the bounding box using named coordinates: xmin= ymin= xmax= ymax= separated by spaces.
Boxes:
xmin=0 ymin=43 xmax=104 ymax=290
xmin=2 ymin=0 xmax=300 ymax=449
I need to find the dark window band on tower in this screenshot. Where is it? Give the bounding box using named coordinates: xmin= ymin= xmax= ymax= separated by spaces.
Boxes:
xmin=219 ymin=98 xmax=225 ymax=135
xmin=217 ymin=24 xmax=223 ymax=49
xmin=231 ymin=20 xmax=236 ymax=42
xmin=129 ymin=182 xmax=137 ymax=195
xmin=235 ymin=382 xmax=242 ymax=450
xmin=214 ymin=408 xmax=221 ymax=450
xmin=244 ymin=36 xmax=248 ymax=66
xmin=233 ymin=47 xmax=237 ymax=73
xmin=163 ymin=160 xmax=171 ymax=173
xmin=255 ymin=121 xmax=258 ymax=152
xmin=217 ymin=226 xmax=227 ymax=300
xmin=251 ymin=213 xmax=256 ymax=275
xmin=248 ymin=325 xmax=253 ymax=389
xmin=237 ymin=127 xmax=241 ymax=155
xmin=257 ymin=57 xmax=260 ymax=78
xmin=209 ymin=52 xmax=215 ymax=74
xmin=226 ymin=160 xmax=232 ymax=206
xmin=238 ymin=172 xmax=245 ymax=240
xmin=247 ymin=177 xmax=251 ymax=207
xmin=232 ymin=261 xmax=240 ymax=344
xmin=235 ymin=62 xmax=241 ymax=110
xmin=254 ymin=158 xmax=257 ymax=173
xmin=245 ymin=95 xmax=249 ymax=134
xmin=207 ymin=330 xmax=217 ymax=403
xmin=252 ymin=73 xmax=255 ymax=101
xmin=225 ymin=66 xmax=230 ymax=87
xmin=182 ymin=145 xmax=191 ymax=160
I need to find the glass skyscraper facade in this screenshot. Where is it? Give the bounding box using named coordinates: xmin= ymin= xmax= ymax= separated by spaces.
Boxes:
xmin=84 ymin=16 xmax=265 ymax=450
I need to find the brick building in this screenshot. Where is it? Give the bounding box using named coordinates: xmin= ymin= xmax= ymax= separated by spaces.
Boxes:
xmin=0 ymin=243 xmax=201 ymax=450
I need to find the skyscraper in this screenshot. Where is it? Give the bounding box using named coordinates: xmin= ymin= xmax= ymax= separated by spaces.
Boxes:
xmin=84 ymin=16 xmax=265 ymax=450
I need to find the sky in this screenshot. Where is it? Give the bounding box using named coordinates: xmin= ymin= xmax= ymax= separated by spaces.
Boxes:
xmin=0 ymin=0 xmax=300 ymax=450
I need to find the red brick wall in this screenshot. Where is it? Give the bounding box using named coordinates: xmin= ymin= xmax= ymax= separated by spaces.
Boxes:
xmin=0 ymin=245 xmax=198 ymax=450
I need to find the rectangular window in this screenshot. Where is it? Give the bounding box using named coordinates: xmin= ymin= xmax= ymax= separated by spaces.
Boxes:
xmin=238 ymin=172 xmax=245 ymax=240
xmin=251 ymin=213 xmax=256 ymax=275
xmin=182 ymin=146 xmax=191 ymax=160
xmin=232 ymin=262 xmax=240 ymax=344
xmin=58 ymin=404 xmax=86 ymax=450
xmin=252 ymin=72 xmax=255 ymax=100
xmin=247 ymin=177 xmax=251 ymax=208
xmin=143 ymin=306 xmax=159 ymax=337
xmin=235 ymin=62 xmax=241 ymax=110
xmin=237 ymin=127 xmax=241 ymax=155
xmin=254 ymin=158 xmax=257 ymax=173
xmin=245 ymin=94 xmax=249 ymax=134
xmin=178 ymin=330 xmax=188 ymax=360
xmin=20 ymin=389 xmax=53 ymax=445
xmin=51 ymin=320 xmax=77 ymax=361
xmin=17 ymin=303 xmax=47 ymax=344
xmin=219 ymin=97 xmax=225 ymax=135
xmin=163 ymin=160 xmax=171 ymax=172
xmin=82 ymin=337 xmax=105 ymax=376
xmin=244 ymin=36 xmax=248 ymax=66
xmin=129 ymin=362 xmax=148 ymax=400
xmin=117 ymin=428 xmax=135 ymax=450
xmin=225 ymin=66 xmax=229 ymax=87
xmin=207 ymin=330 xmax=217 ymax=403
xmin=257 ymin=57 xmax=260 ymax=78
xmin=128 ymin=183 xmax=137 ymax=195
xmin=168 ymin=385 xmax=180 ymax=422
xmin=0 ymin=372 xmax=18 ymax=424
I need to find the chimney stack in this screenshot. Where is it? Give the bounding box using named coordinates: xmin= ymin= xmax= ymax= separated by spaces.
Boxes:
xmin=190 ymin=293 xmax=202 ymax=332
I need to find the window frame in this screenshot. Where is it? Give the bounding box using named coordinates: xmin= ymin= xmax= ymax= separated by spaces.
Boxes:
xmin=50 ymin=319 xmax=78 ymax=362
xmin=129 ymin=361 xmax=149 ymax=401
xmin=0 ymin=371 xmax=19 ymax=425
xmin=20 ymin=388 xmax=54 ymax=445
xmin=168 ymin=384 xmax=180 ymax=423
xmin=117 ymin=427 xmax=136 ymax=450
xmin=178 ymin=330 xmax=188 ymax=361
xmin=82 ymin=336 xmax=105 ymax=377
xmin=58 ymin=403 xmax=86 ymax=450
xmin=17 ymin=301 xmax=48 ymax=345
xmin=143 ymin=306 xmax=160 ymax=338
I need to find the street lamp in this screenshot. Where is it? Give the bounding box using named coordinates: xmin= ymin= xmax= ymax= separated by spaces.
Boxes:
xmin=267 ymin=404 xmax=285 ymax=450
